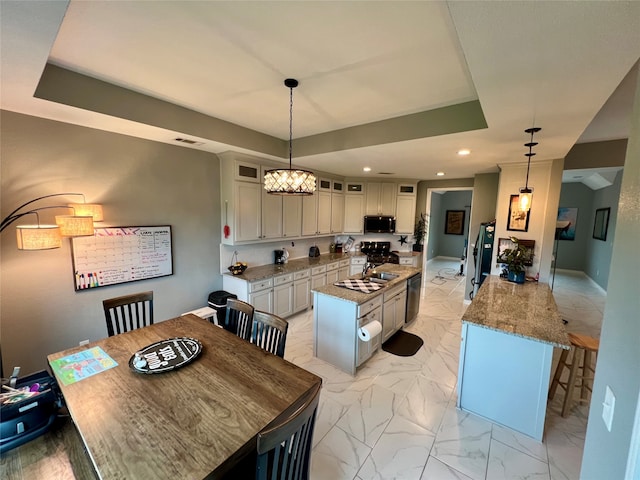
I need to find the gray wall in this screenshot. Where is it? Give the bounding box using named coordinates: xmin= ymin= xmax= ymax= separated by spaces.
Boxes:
xmin=584 ymin=171 xmax=622 ymax=290
xmin=556 ymin=183 xmax=593 ymax=270
xmin=556 ymin=173 xmax=622 ymax=290
xmin=582 ymin=63 xmax=640 ymax=480
xmin=426 ymin=193 xmax=442 ymax=260
xmin=465 ymin=172 xmax=500 ymax=301
xmin=0 ymin=111 xmax=222 ymax=375
xmin=436 ymin=191 xmax=472 ymax=258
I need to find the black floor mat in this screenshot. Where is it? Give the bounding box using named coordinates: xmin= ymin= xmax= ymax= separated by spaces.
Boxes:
xmin=381 ymin=330 xmax=423 ymax=357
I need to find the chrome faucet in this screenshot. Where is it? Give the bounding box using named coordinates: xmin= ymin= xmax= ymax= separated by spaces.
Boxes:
xmin=362 ymin=262 xmax=375 ymax=279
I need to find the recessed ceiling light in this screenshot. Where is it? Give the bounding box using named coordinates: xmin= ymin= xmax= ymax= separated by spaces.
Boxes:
xmin=436 ymin=172 xmax=445 ymax=176
xmin=363 ymin=167 xmax=371 ymax=172
xmin=457 ymin=149 xmax=471 ymax=156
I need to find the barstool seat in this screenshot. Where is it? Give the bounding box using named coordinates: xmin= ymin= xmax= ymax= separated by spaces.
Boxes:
xmin=548 ymin=332 xmax=600 ymax=417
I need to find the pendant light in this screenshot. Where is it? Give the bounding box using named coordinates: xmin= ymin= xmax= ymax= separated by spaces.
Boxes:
xmin=264 ymin=79 xmax=316 ymax=195
xmin=519 ymin=127 xmax=541 ymax=212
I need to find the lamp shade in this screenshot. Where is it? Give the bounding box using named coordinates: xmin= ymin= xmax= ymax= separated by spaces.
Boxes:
xmin=264 ymin=169 xmax=317 ymax=195
xmin=69 ymin=203 xmax=103 ymax=221
xmin=519 ymin=188 xmax=533 ymax=212
xmin=16 ymin=225 xmax=62 ymax=250
xmin=55 ymin=215 xmax=95 ymax=236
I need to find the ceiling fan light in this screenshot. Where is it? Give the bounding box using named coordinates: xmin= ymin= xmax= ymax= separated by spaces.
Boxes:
xmin=16 ymin=225 xmax=62 ymax=250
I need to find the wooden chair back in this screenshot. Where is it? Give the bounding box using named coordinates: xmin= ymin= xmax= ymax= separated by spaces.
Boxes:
xmin=103 ymin=291 xmax=154 ymax=337
xmin=256 ymin=382 xmax=321 ymax=480
xmin=223 ymin=298 xmax=254 ymax=341
xmin=252 ymin=310 xmax=289 ymax=358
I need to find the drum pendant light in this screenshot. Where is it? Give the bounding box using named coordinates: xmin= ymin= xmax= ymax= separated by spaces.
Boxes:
xmin=519 ymin=127 xmax=541 ymax=212
xmin=264 ymin=79 xmax=316 ymax=195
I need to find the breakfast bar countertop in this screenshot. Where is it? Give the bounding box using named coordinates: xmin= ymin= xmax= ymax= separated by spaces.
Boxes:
xmin=462 ymin=275 xmax=570 ymax=349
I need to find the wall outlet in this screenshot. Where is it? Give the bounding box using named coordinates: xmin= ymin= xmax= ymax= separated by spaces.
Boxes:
xmin=602 ymin=385 xmax=615 ymax=432
xmin=79 ymin=339 xmax=90 ymax=346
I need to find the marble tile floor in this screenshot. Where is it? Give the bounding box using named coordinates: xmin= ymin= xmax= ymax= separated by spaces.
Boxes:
xmin=284 ymin=258 xmax=605 ymax=480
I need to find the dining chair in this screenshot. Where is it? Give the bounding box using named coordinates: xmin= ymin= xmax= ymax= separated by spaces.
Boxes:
xmin=102 ymin=291 xmax=153 ymax=337
xmin=251 ymin=310 xmax=289 ymax=358
xmin=222 ymin=298 xmax=254 ymax=341
xmin=255 ymin=381 xmax=321 ymax=480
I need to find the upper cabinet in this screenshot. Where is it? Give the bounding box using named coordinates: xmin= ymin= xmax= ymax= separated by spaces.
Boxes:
xmin=221 ymin=151 xmax=416 ymax=243
xmin=365 ymin=182 xmax=397 ymax=216
xmin=395 ymin=183 xmax=417 ymax=234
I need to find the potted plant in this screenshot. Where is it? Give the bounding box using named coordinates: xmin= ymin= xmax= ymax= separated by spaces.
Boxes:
xmin=413 ymin=213 xmax=426 ymax=252
xmin=497 ymin=236 xmax=532 ymax=284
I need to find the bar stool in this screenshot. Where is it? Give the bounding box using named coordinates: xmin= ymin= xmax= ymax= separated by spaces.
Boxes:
xmin=548 ymin=332 xmax=600 ymax=417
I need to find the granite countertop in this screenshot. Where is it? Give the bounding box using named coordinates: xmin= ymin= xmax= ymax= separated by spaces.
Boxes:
xmin=393 ymin=251 xmax=422 ymax=258
xmin=463 ymin=275 xmax=570 ymax=348
xmin=223 ymin=252 xmax=367 ymax=282
xmin=312 ymin=264 xmax=421 ymax=305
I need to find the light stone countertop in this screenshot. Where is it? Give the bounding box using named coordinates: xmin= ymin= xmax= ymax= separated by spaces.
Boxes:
xmin=312 ymin=264 xmax=421 ymax=305
xmin=463 ymin=275 xmax=570 ymax=349
xmin=223 ymin=252 xmax=367 ymax=282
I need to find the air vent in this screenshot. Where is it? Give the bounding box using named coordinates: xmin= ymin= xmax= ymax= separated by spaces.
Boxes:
xmin=377 ymin=172 xmax=394 ymax=175
xmin=174 ymin=138 xmax=204 ymax=146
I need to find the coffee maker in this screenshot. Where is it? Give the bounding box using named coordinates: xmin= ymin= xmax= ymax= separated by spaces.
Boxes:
xmin=274 ymin=249 xmax=286 ymax=265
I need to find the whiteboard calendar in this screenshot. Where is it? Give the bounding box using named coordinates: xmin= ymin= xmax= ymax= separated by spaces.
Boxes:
xmin=71 ymin=226 xmax=173 ymax=291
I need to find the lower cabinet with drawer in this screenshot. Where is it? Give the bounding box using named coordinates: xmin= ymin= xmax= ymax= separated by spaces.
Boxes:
xmin=314 ymin=292 xmax=383 ymax=376
xmin=350 ymin=256 xmax=367 ymax=276
xmin=223 ymin=268 xmax=312 ymax=319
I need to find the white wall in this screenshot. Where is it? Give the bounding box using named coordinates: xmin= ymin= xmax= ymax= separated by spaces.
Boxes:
xmin=1 ymin=111 xmax=221 ymax=375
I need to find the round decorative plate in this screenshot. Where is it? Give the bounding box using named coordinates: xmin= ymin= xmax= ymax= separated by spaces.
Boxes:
xmin=129 ymin=337 xmax=203 ymax=374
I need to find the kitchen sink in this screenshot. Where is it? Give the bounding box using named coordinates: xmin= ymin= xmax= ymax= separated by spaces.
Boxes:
xmin=364 ymin=272 xmax=399 ymax=283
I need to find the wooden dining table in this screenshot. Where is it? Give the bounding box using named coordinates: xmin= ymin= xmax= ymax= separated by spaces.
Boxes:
xmin=47 ymin=314 xmax=322 ymax=480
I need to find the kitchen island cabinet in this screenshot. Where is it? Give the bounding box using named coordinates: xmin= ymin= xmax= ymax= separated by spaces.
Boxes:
xmin=312 ymin=264 xmax=419 ymax=375
xmin=457 ymin=275 xmax=570 ymax=441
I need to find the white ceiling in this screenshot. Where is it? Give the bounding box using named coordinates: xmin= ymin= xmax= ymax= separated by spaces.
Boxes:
xmin=1 ymin=1 xmax=639 ymax=182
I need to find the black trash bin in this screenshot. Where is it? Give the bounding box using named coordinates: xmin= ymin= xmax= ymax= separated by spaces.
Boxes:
xmin=207 ymin=290 xmax=237 ymax=326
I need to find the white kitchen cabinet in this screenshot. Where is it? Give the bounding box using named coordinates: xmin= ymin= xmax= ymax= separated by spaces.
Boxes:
xmin=331 ymin=192 xmax=344 ymax=234
xmin=247 ymin=278 xmax=274 ymax=313
xmin=338 ymin=259 xmax=350 ymax=280
xmin=282 ymin=195 xmax=302 ymax=238
xmin=344 ymin=194 xmax=364 ymax=234
xmin=365 ymin=182 xmax=396 ymax=216
xmin=395 ymin=194 xmax=416 ymax=234
xmin=273 ymin=273 xmax=294 ymax=318
xmin=350 ymin=256 xmax=367 ymax=276
xmin=293 ymin=269 xmax=310 ymax=313
xmin=302 ymin=190 xmax=332 ymax=236
xmin=398 ymin=254 xmax=421 ymax=267
xmin=234 ymin=181 xmax=262 ymax=242
xmin=261 ymin=187 xmax=283 ymax=239
xmin=382 ymin=283 xmax=407 ymax=342
xmin=310 ymin=265 xmax=327 ymax=306
xmin=326 ymin=261 xmax=339 ymax=284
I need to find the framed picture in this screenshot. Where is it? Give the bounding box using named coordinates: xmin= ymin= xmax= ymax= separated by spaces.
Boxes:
xmin=445 ymin=210 xmax=465 ymax=235
xmin=593 ymin=207 xmax=610 ymax=241
xmin=556 ymin=207 xmax=578 ymax=240
xmin=507 ymin=194 xmax=530 ymax=232
xmin=497 ymin=237 xmax=535 ymax=266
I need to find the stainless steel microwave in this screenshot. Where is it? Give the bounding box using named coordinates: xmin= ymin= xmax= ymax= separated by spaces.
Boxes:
xmin=364 ymin=216 xmax=396 ymax=233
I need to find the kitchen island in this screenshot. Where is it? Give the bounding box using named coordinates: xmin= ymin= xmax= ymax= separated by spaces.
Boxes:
xmin=312 ymin=264 xmax=421 ymax=375
xmin=457 ymin=275 xmax=570 ymax=441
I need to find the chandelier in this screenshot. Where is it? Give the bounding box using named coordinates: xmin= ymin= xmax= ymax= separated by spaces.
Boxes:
xmin=519 ymin=127 xmax=541 ymax=212
xmin=264 ymin=79 xmax=316 ymax=195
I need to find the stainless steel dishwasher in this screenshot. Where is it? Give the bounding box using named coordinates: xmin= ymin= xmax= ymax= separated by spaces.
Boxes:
xmin=405 ymin=272 xmax=422 ymax=323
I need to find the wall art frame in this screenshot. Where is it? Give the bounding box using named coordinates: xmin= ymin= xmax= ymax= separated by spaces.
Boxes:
xmin=507 ymin=194 xmax=530 ymax=232
xmin=445 ymin=210 xmax=465 ymax=235
xmin=592 ymin=207 xmax=610 ymax=241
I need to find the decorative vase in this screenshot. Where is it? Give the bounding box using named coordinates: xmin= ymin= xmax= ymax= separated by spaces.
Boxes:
xmin=507 ymin=270 xmax=526 ymax=284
